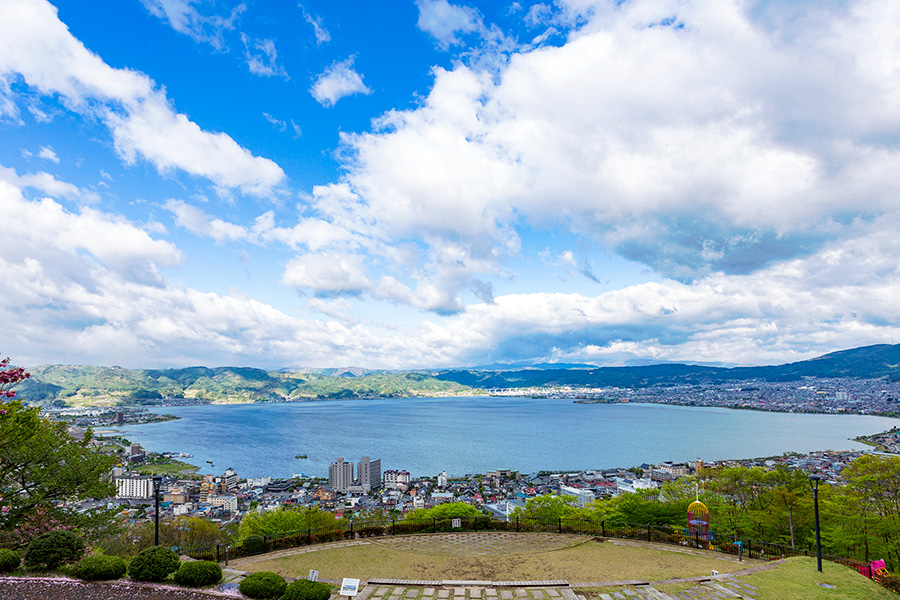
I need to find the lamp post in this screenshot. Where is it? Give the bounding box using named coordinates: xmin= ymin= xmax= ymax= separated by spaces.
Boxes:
xmin=809 ymin=474 xmax=822 ymax=572
xmin=152 ymin=475 xmax=162 ymax=546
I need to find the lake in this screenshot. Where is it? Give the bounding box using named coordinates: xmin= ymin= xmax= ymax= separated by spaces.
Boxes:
xmin=111 ymin=397 xmax=898 ymax=479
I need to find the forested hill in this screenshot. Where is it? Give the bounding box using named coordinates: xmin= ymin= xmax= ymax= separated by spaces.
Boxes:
xmin=15 ymin=343 xmax=900 ymax=406
xmin=18 ymin=366 xmax=472 ymax=406
xmin=434 ymin=344 xmax=900 ymax=388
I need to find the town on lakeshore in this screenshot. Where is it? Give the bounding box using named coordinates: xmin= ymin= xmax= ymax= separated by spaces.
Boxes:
xmin=76 ymin=428 xmax=897 ymax=537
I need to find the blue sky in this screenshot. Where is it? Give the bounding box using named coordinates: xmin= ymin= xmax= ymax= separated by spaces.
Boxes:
xmin=2 ymin=0 xmax=900 ymax=370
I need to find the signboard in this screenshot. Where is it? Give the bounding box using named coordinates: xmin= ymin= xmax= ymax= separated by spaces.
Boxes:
xmin=340 ymin=578 xmax=360 ymax=596
xmin=451 ymin=518 xmax=461 ymax=528
xmin=308 ymin=570 xmax=319 ymax=582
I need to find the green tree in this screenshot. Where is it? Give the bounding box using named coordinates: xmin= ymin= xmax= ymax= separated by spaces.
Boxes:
xmin=0 ymin=399 xmax=116 ymax=543
xmin=511 ymin=495 xmax=579 ymax=522
xmin=406 ymin=502 xmax=479 ymax=521
xmin=237 ymin=506 xmax=341 ymax=539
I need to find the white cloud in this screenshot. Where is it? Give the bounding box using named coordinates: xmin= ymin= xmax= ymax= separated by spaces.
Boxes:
xmin=0 ymin=164 xmax=99 ymax=203
xmin=0 ymin=0 xmax=285 ymax=196
xmin=0 ymin=179 xmax=180 ymax=275
xmin=140 ymin=0 xmax=245 ymax=50
xmin=325 ymin=0 xmax=900 ymax=287
xmin=263 ymin=112 xmax=286 ymax=132
xmin=416 ymin=0 xmax=482 ymax=48
xmin=241 ymin=33 xmax=288 ymax=79
xmin=310 ymin=57 xmax=372 ymax=107
xmin=282 ymin=253 xmax=372 ymax=295
xmin=37 ymin=145 xmax=59 ymax=163
xmin=164 ymin=199 xmax=251 ymax=243
xmin=300 ymin=5 xmax=330 ymax=44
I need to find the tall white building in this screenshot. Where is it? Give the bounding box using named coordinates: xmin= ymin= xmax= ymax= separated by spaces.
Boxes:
xmin=329 ymin=457 xmax=354 ymax=491
xmin=358 ymin=456 xmax=381 ymax=491
xmin=115 ymin=475 xmax=153 ymax=499
xmin=437 ymin=471 xmax=448 ymax=488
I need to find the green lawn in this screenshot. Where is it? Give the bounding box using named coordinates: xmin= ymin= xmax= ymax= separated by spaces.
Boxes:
xmin=235 ymin=538 xmax=746 ymax=583
xmin=729 ymin=557 xmax=894 ymax=600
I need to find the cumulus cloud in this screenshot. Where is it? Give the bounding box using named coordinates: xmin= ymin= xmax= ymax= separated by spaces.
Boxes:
xmin=310 ymin=57 xmax=371 ymax=107
xmin=140 ymin=0 xmax=245 ymax=50
xmin=0 ymin=0 xmax=284 ymax=196
xmin=323 ymin=0 xmax=900 ymax=291
xmin=281 ymin=253 xmax=372 ymax=295
xmin=241 ymin=33 xmax=288 ymax=78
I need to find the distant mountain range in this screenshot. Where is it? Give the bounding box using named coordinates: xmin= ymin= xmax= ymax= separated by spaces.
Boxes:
xmin=17 ymin=343 xmax=900 ymax=407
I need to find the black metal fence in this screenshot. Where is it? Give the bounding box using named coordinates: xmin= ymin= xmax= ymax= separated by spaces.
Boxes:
xmin=180 ymin=514 xmax=873 ymax=579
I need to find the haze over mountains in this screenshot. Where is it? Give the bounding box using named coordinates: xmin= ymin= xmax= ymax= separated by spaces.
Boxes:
xmin=17 ymin=344 xmax=900 ymax=406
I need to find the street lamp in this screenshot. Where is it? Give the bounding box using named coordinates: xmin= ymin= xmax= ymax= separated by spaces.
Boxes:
xmin=809 ymin=474 xmax=822 ymax=572
xmin=152 ymin=475 xmax=163 ymax=546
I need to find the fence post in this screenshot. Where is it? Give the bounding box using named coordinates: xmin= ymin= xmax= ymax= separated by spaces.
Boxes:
xmin=558 ymin=517 xmax=561 ymax=534
xmin=307 ymin=528 xmax=311 ymax=544
xmin=516 ymin=516 xmax=519 ymax=533
xmin=350 ymin=521 xmax=354 ymax=538
xmin=225 ymin=546 xmax=229 ymax=567
xmin=474 ymin=517 xmax=478 ymax=532
xmin=647 ymin=524 xmax=652 ymax=542
xmin=391 ymin=518 xmax=395 ymax=536
xmin=748 ymin=540 xmax=752 ymax=560
xmin=216 ymin=544 xmax=220 ymax=563
xmin=601 ymin=520 xmax=605 ymax=537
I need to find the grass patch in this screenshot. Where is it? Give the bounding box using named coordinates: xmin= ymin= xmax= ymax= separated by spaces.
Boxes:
xmin=236 ymin=538 xmax=745 ymax=582
xmin=738 ymin=556 xmax=894 ymax=600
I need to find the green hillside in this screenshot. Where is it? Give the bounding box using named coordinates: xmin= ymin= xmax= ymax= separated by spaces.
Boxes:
xmin=17 ymin=365 xmax=473 ymax=406
xmin=15 ymin=343 xmax=900 ymax=407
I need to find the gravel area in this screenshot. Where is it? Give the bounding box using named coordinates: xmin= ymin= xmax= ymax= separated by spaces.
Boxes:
xmin=0 ymin=576 xmax=239 ymax=600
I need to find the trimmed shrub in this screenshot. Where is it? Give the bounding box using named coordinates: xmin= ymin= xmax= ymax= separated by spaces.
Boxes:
xmin=243 ymin=535 xmax=266 ymax=555
xmin=238 ymin=571 xmax=287 ymax=599
xmin=127 ymin=545 xmax=180 ymax=582
xmin=71 ymin=555 xmax=127 ymax=581
xmin=174 ymin=560 xmax=222 ymax=587
xmin=0 ymin=548 xmax=20 ymax=573
xmin=24 ymin=530 xmax=85 ymax=569
xmin=283 ymin=578 xmax=332 ymax=600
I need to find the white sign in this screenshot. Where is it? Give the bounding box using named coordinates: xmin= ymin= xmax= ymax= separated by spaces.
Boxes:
xmin=308 ymin=570 xmax=319 ymax=582
xmin=452 ymin=518 xmax=461 ymax=528
xmin=340 ymin=578 xmax=360 ymax=596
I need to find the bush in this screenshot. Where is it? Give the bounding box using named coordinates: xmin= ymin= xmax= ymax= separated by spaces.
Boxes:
xmin=283 ymin=579 xmax=332 ymax=600
xmin=127 ymin=545 xmax=180 ymax=582
xmin=243 ymin=535 xmax=266 ymax=555
xmin=174 ymin=560 xmax=222 ymax=587
xmin=238 ymin=571 xmax=287 ymax=599
xmin=0 ymin=548 xmax=20 ymax=572
xmin=24 ymin=530 xmax=84 ymax=569
xmin=71 ymin=555 xmax=127 ymax=581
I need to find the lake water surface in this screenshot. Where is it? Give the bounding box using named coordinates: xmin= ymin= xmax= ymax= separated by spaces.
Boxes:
xmin=112 ymin=397 xmax=899 ymax=478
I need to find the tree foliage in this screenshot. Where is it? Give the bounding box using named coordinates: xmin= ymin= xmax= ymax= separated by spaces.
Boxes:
xmin=0 ymin=399 xmax=116 ymax=541
xmin=406 ymin=502 xmax=481 ymax=521
xmin=237 ymin=506 xmax=341 ymax=540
